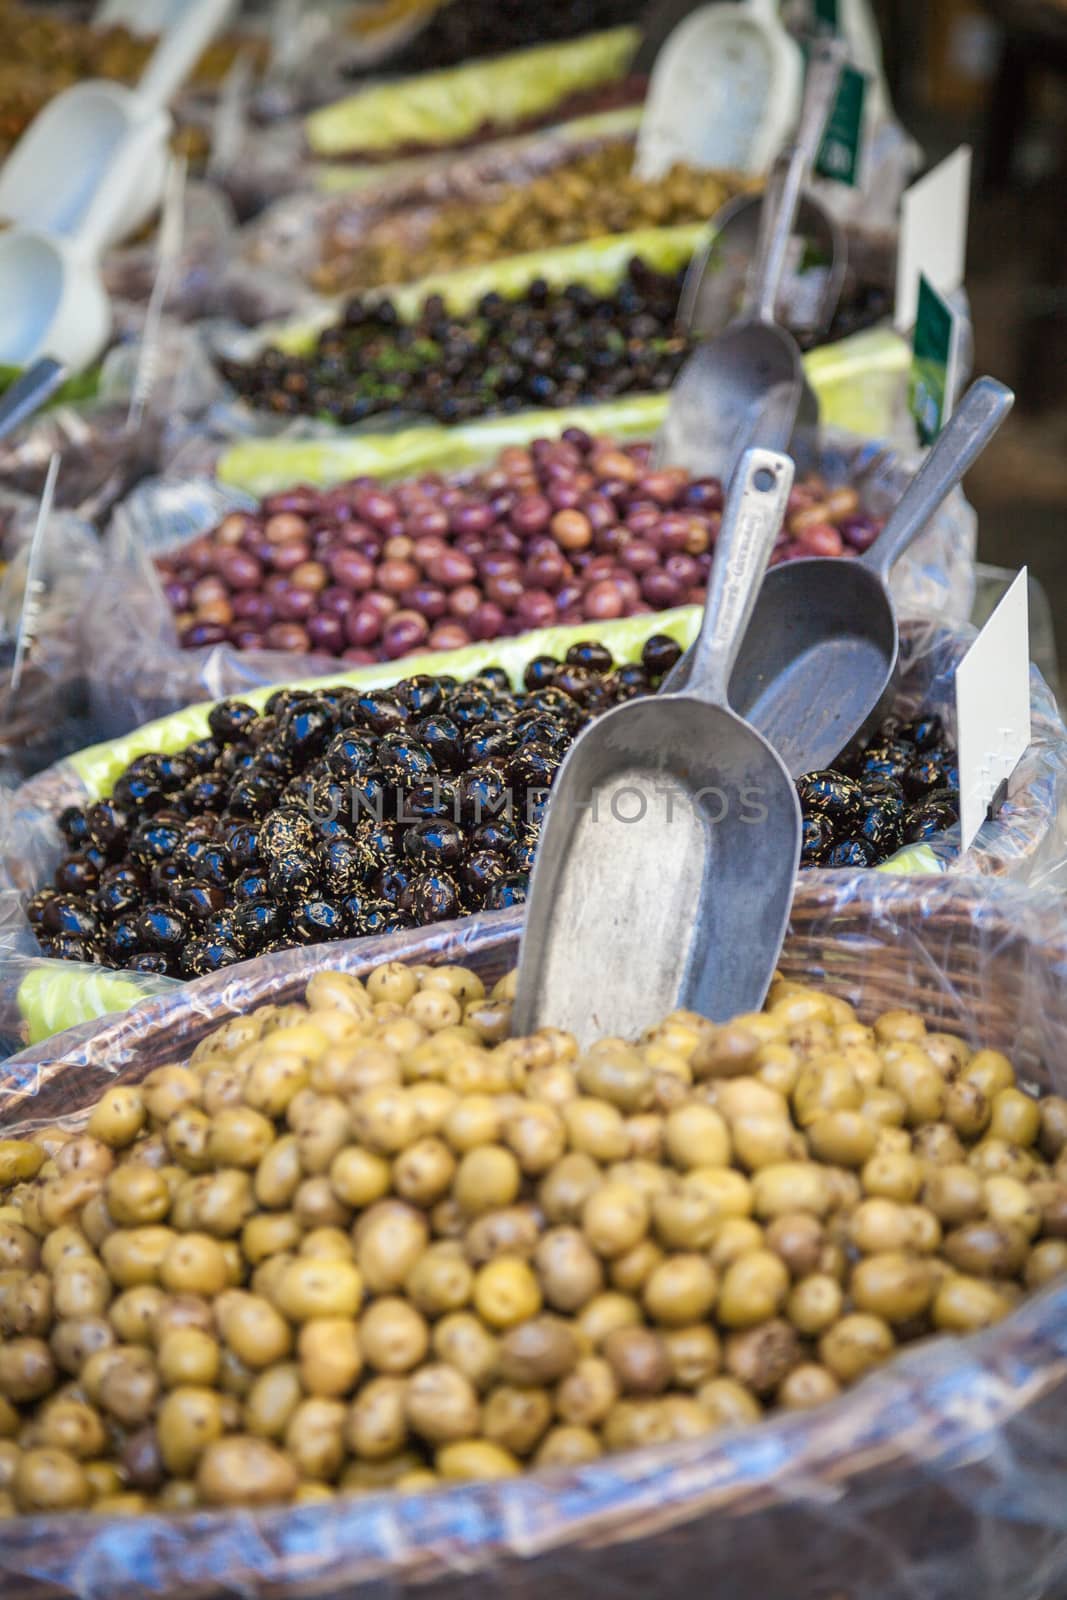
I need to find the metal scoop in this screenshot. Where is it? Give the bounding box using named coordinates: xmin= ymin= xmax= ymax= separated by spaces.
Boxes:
xmin=512 ymin=448 xmax=800 ymax=1049
xmin=666 ymin=378 xmax=1015 ymax=777
xmin=654 ymin=39 xmax=843 ymax=479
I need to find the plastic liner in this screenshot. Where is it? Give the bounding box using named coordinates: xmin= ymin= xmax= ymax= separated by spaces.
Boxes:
xmin=0 ymin=494 xmax=105 ymax=784
xmin=88 ymin=422 xmax=974 ymax=737
xmin=303 ymin=28 xmax=640 ymax=158
xmin=2 ymin=876 xmax=1067 ymax=1600
xmin=9 ymin=606 xmax=1067 ymax=1050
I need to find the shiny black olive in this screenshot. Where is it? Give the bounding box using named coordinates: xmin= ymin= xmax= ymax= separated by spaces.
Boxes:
xmin=400 ymin=871 xmax=462 ymax=923
xmin=458 ymin=849 xmax=507 ymax=900
xmin=641 ymin=634 xmax=683 ymax=680
xmin=523 ymin=655 xmax=560 ymax=691
xmin=509 ymin=743 xmax=560 ymax=797
xmin=106 ymin=917 xmax=142 ymax=963
xmin=414 ymin=714 xmax=463 ymax=772
xmin=360 ymin=820 xmax=399 ymax=863
xmin=346 ymin=774 xmax=387 ymax=828
xmin=402 ymin=778 xmax=459 ymax=821
xmin=903 ymin=755 xmax=952 ymax=801
xmin=305 ymin=775 xmax=349 ymax=823
xmin=470 ymin=818 xmax=517 ymax=854
xmin=290 ymin=898 xmax=345 ymax=943
xmin=83 ymin=844 xmax=109 ymax=876
xmin=862 ymin=777 xmax=905 ymax=807
xmin=799 ymin=813 xmax=836 ymax=866
xmin=235 ymin=899 xmax=283 ymax=949
xmin=268 ymin=853 xmax=318 ymax=901
xmin=279 ymin=699 xmax=337 ymax=763
xmin=312 ymin=815 xmax=350 ymax=844
xmin=181 ymin=939 xmax=243 ymax=977
xmin=203 ymin=909 xmax=243 ymax=949
xmin=185 ymin=737 xmax=222 ymax=773
xmin=93 ymin=874 xmax=142 ymax=923
xmin=483 ymin=875 xmax=528 ymax=909
xmin=134 ymin=905 xmax=187 ymax=953
xmin=339 ymin=891 xmax=366 ymax=932
xmin=194 ymin=846 xmax=232 ymax=888
xmin=259 ymin=810 xmax=315 ymax=860
xmin=113 ymin=770 xmax=165 ymax=816
xmin=402 ymin=818 xmax=465 ymax=867
xmin=898 ymin=714 xmax=943 ymax=750
xmin=552 ymin=664 xmax=600 ymax=703
xmin=447 ymin=687 xmax=495 ymax=728
xmin=171 ymin=882 xmax=229 ymax=924
xmin=223 ymin=822 xmax=261 ymax=869
xmin=156 ymin=754 xmax=194 ymax=793
xmin=525 ymin=687 xmax=582 ymax=724
xmin=456 ymin=764 xmax=512 ymax=828
xmin=566 ymin=640 xmax=613 ymax=674
xmin=325 ymin=730 xmax=378 ymax=781
xmin=613 ymin=664 xmax=652 ymax=700
xmin=858 ymin=803 xmax=904 ymax=861
xmin=180 ymin=775 xmax=229 ymax=814
xmin=54 ymin=854 xmax=100 ymax=896
xmin=85 ymin=800 xmax=129 ymax=857
xmin=374 ymin=864 xmax=413 ymax=905
xmin=825 ymin=839 xmax=878 ymax=868
xmin=44 ymin=933 xmax=97 ymax=964
xmin=904 ymin=795 xmax=959 ymax=843
xmin=510 ymin=837 xmax=539 ymax=874
xmin=265 ymin=687 xmax=313 ymax=719
xmin=354 ymin=690 xmax=408 ymax=735
xmin=377 ymin=732 xmax=436 ymax=792
xmin=127 ymin=951 xmax=178 ymax=976
xmin=228 ymin=775 xmax=281 ymax=819
xmin=217 ymin=747 xmax=257 ymax=784
xmin=233 ymin=869 xmax=270 ymax=904
xmin=26 ymin=889 xmax=58 ymax=926
xmin=57 ymin=807 xmax=90 ymax=849
xmin=472 ymin=667 xmax=511 ymax=694
xmin=397 ymin=675 xmax=444 ymax=718
xmin=151 ymin=860 xmax=189 ymax=898
xmin=796 ymin=772 xmax=865 ymax=833
xmin=857 ymin=744 xmax=912 ymax=785
xmin=354 ymin=899 xmax=403 ymax=936
xmin=127 ymin=820 xmax=183 ymax=869
xmin=208 ymin=699 xmax=259 ymax=744
xmin=462 ymin=725 xmax=515 ymax=765
xmin=320 ymin=837 xmax=371 ymax=897
xmin=41 ymin=895 xmax=97 ymax=940
xmin=252 ymin=747 xmax=292 ymax=783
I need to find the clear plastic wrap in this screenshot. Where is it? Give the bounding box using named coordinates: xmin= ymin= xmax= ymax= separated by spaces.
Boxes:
xmin=2 ymin=875 xmax=1067 ymax=1600
xmin=9 ymin=598 xmax=1067 ymax=1050
xmin=88 ymin=423 xmax=974 ymax=736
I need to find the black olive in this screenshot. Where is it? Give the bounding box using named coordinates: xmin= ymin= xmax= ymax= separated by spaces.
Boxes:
xmin=397 ymin=675 xmax=444 ymax=717
xmin=203 ymin=908 xmax=243 ymax=948
xmin=185 ymin=737 xmax=222 ymax=773
xmin=523 ymin=655 xmax=560 ymax=691
xmin=223 ymin=822 xmax=261 ymax=869
xmin=107 ymin=918 xmax=143 ymax=963
xmin=642 ymin=634 xmax=683 ymax=681
xmin=414 ymin=713 xmax=463 ymax=771
xmin=354 ymin=690 xmax=408 ymax=735
xmin=235 ymin=899 xmax=283 ymax=949
xmin=360 ymin=820 xmax=399 ymax=863
xmin=85 ymin=800 xmax=129 ymax=857
xmin=194 ymin=846 xmax=233 ymax=888
xmin=825 ymin=839 xmax=878 ymax=868
xmin=354 ymin=899 xmax=405 ymax=936
xmin=484 ymin=875 xmax=529 ymax=910
xmin=319 ymin=837 xmax=371 ymax=897
xmin=447 ymin=686 xmax=495 ymax=728
xmin=796 ymin=772 xmax=865 ymax=833
xmin=127 ymin=820 xmax=183 ymax=869
xmin=127 ymin=952 xmax=178 ymax=976
xmin=290 ymin=898 xmax=345 ymax=944
xmin=41 ymin=895 xmax=97 ymax=940
xmin=614 ymin=663 xmax=652 ymax=700
xmin=377 ymin=732 xmax=436 ymax=792
xmin=400 ymin=871 xmax=462 ymax=923
xmin=279 ymin=699 xmax=337 ymax=763
xmin=347 ymin=775 xmax=388 ymax=828
xmin=259 ymin=810 xmax=315 ymax=860
xmin=44 ymin=933 xmax=97 ymax=964
xmin=858 ymin=802 xmax=904 ymax=862
xmin=510 ymin=837 xmax=539 ymax=874
xmin=509 ymin=743 xmax=560 ymax=797
xmin=471 ymin=666 xmax=510 ymax=694
xmin=456 ymin=764 xmax=513 ymax=828
xmin=462 ymin=725 xmax=515 ymax=765
xmin=208 ymin=699 xmax=259 ymax=744
xmin=265 ymin=687 xmax=313 ymax=719
xmin=180 ymin=775 xmax=229 ymax=814
xmin=799 ymin=813 xmax=836 ymax=866
xmin=135 ymin=905 xmax=187 ymax=953
xmin=252 ymin=747 xmax=292 ymax=783
xmin=898 ymin=715 xmax=943 ymax=750
xmin=26 ymin=889 xmax=59 ymax=926
xmin=469 ymin=818 xmax=517 ymax=854
xmin=374 ymin=864 xmax=413 ymax=905
xmin=92 ymin=872 xmax=141 ymax=923
xmin=857 ymin=744 xmax=912 ymax=785
xmin=566 ymin=640 xmax=613 ymax=674
xmin=325 ymin=730 xmax=378 ymax=781
xmin=312 ymin=815 xmax=351 ymax=844
xmin=171 ymin=882 xmax=229 ymax=924
xmin=227 ymin=775 xmax=281 ymax=819
xmin=156 ymin=754 xmax=194 ymax=793
xmin=113 ymin=770 xmax=165 ymax=816
xmin=402 ymin=818 xmax=465 ymax=867
xmin=150 ymin=860 xmax=189 ymax=898
xmin=458 ymin=849 xmax=507 ymax=901
xmin=904 ymin=794 xmax=959 ymax=843
xmin=54 ymin=854 xmax=100 ymax=896
xmin=268 ymin=853 xmax=318 ymax=901
xmin=181 ymin=939 xmax=243 ymax=977
xmin=57 ymin=806 xmax=90 ymax=849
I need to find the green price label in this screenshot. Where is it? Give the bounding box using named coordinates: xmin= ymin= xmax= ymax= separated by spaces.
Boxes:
xmin=909 ymin=273 xmax=956 ymax=446
xmin=813 ymin=0 xmax=840 ymax=32
xmin=814 ymin=62 xmax=866 ymax=187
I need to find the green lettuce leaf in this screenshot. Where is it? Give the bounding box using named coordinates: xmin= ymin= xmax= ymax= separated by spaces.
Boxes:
xmin=306 ymin=27 xmax=638 ymax=156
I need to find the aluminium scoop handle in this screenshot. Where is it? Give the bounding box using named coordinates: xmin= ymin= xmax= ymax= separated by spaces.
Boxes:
xmin=859 ymin=377 xmax=1016 ymax=584
xmin=749 ymin=36 xmax=846 ymax=325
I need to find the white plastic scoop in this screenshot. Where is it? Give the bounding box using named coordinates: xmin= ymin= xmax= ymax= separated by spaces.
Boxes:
xmin=0 ymin=131 xmax=158 ymax=373
xmin=0 ymin=0 xmax=235 ymax=248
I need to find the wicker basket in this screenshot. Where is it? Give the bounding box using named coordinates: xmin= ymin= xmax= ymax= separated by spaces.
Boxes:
xmin=2 ymin=874 xmax=1067 ymax=1600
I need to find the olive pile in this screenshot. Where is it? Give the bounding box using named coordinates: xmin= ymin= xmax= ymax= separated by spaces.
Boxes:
xmin=29 ymin=636 xmax=682 ymax=978
xmin=799 ymin=715 xmax=960 ymax=870
xmin=312 ymin=149 xmax=747 ymax=295
xmin=162 ymin=428 xmax=879 ymax=659
xmin=222 ymin=260 xmax=690 ymax=425
xmin=353 ymin=0 xmax=648 ymax=78
xmin=0 ymin=962 xmax=1062 ymax=1516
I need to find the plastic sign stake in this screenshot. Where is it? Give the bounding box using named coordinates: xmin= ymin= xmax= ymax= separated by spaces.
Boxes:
xmin=7 ymin=453 xmax=60 ymax=703
xmin=896 ymin=146 xmax=971 ymax=332
xmin=909 ymin=273 xmax=961 ymax=447
xmin=955 ymin=568 xmax=1031 ymax=853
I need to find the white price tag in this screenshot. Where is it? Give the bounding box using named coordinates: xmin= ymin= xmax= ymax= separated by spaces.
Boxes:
xmin=895 ymin=145 xmax=972 ymax=332
xmin=955 ymin=567 xmax=1031 ymax=852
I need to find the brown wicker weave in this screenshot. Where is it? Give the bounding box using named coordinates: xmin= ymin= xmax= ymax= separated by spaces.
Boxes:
xmin=1 ymin=876 xmax=1067 ymax=1600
